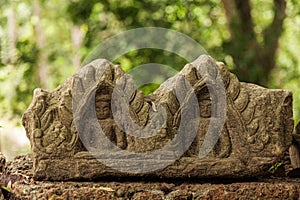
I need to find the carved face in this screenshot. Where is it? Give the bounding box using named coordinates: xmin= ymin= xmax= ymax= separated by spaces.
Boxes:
xmin=199 ymin=99 xmax=211 ymax=118
xmin=96 ymin=101 xmax=111 ymax=119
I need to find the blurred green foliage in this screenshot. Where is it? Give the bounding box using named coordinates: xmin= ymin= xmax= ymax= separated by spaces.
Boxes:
xmin=0 ymin=0 xmax=299 ymax=123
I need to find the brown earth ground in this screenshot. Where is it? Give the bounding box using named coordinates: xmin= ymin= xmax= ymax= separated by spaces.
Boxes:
xmin=1 ymin=154 xmax=300 ymax=200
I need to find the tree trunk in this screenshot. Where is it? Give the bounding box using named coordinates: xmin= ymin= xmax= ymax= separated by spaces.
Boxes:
xmin=7 ymin=7 xmax=17 ymax=64
xmin=71 ymin=25 xmax=85 ymax=69
xmin=221 ymin=0 xmax=286 ymax=86
xmin=33 ymin=0 xmax=50 ymax=89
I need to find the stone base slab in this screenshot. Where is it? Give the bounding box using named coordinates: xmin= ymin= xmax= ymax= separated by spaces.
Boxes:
xmin=1 ymin=154 xmax=299 ymax=200
xmin=6 ymin=179 xmax=300 ymax=199
xmin=33 ymin=155 xmax=276 ymax=181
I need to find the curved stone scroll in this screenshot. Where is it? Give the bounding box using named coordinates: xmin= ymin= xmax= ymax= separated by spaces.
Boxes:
xmin=22 ymin=55 xmax=294 ymax=181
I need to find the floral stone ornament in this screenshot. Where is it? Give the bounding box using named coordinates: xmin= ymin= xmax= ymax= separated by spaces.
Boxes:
xmin=22 ymin=55 xmax=294 ymax=181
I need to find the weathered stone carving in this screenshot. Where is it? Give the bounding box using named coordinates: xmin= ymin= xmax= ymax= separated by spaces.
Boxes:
xmin=289 ymin=121 xmax=300 ymax=170
xmin=22 ymin=55 xmax=294 ymax=180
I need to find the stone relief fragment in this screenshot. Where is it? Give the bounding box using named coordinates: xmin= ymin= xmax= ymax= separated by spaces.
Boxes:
xmin=22 ymin=55 xmax=294 ymax=180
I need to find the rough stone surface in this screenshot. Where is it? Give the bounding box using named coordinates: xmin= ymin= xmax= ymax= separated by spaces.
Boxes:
xmin=0 ymin=152 xmax=5 ymax=172
xmin=22 ymin=55 xmax=294 ymax=181
xmin=9 ymin=180 xmax=300 ymax=200
xmin=0 ymin=154 xmax=299 ymax=199
xmin=293 ymin=121 xmax=300 ymax=143
xmin=289 ymin=121 xmax=300 ymax=174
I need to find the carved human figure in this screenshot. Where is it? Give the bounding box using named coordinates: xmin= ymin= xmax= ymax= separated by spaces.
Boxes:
xmin=199 ymin=99 xmax=212 ymax=118
xmin=45 ymin=124 xmax=68 ymax=153
xmin=95 ymin=92 xmax=127 ymax=149
xmin=187 ymin=88 xmax=231 ymax=158
xmin=28 ymin=92 xmax=49 ymax=154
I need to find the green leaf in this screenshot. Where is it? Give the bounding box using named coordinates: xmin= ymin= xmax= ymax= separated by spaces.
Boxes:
xmin=1 ymin=186 xmax=12 ymax=193
xmin=268 ymin=162 xmax=283 ymax=173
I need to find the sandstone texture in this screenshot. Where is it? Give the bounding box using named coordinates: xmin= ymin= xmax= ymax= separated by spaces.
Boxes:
xmin=0 ymin=154 xmax=299 ymax=200
xmin=22 ymin=55 xmax=294 ymax=181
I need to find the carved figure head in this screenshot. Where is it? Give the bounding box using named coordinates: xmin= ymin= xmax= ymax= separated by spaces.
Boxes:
xmin=95 ymin=84 xmax=113 ymax=120
xmin=95 ymin=94 xmax=111 ymax=119
xmin=196 ymin=87 xmax=212 ymax=118
xmin=199 ymin=98 xmax=212 ymax=118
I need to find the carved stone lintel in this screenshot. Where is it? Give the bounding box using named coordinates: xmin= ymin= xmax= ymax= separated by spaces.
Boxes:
xmin=22 ymin=55 xmax=294 ymax=181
